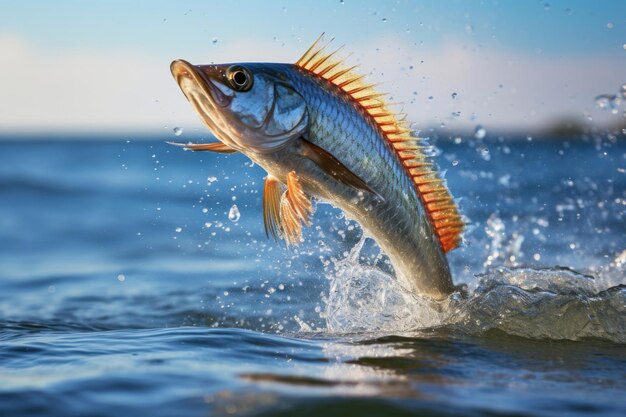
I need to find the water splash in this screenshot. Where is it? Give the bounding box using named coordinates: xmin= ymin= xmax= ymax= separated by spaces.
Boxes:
xmin=322 ymin=238 xmax=448 ymax=333
xmin=483 ymin=213 xmax=524 ymax=268
xmin=322 ymin=237 xmax=626 ymax=343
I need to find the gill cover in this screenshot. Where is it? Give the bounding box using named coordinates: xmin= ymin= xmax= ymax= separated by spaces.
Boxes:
xmin=171 ymin=60 xmax=308 ymax=154
xmin=227 ymin=72 xmax=309 ymax=152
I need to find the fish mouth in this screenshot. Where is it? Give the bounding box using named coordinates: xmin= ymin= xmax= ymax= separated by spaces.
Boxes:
xmin=170 ymin=60 xmax=232 ymax=107
xmin=170 ymin=59 xmax=234 ymax=144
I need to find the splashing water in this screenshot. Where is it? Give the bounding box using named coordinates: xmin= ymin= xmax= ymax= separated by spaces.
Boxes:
xmin=483 ymin=213 xmax=524 ymax=268
xmin=322 ymin=236 xmax=626 ymax=343
xmin=323 ymin=238 xmax=446 ymax=332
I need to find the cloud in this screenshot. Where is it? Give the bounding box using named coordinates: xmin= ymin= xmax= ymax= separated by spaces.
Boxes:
xmin=0 ymin=34 xmax=188 ymax=133
xmin=0 ymin=33 xmax=623 ymax=134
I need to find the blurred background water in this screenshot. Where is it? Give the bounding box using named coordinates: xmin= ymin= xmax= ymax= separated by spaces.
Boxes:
xmin=2 ymin=1 xmax=626 ymax=416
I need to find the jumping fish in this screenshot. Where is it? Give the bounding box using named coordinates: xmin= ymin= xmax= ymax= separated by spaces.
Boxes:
xmin=169 ymin=36 xmax=463 ymax=300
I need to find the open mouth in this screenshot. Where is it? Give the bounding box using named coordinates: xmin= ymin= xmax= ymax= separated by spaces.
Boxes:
xmin=170 ymin=60 xmax=232 ymax=134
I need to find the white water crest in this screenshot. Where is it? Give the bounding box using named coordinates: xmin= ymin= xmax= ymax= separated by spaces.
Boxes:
xmin=322 ymin=237 xmax=626 ymax=343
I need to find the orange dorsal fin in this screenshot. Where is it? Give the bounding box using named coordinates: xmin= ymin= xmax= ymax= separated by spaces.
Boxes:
xmin=295 ymin=35 xmax=463 ymax=252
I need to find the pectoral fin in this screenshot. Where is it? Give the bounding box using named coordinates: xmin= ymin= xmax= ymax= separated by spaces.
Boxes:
xmin=167 ymin=141 xmax=238 ymax=154
xmin=263 ymin=176 xmax=283 ymax=240
xmin=285 ymin=171 xmax=313 ymax=226
xmin=301 ymin=139 xmax=382 ymax=200
xmin=280 ymin=193 xmax=302 ymax=245
xmin=263 ymin=172 xmax=313 ymax=245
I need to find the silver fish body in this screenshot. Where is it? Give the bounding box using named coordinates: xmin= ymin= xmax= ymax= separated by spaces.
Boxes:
xmin=242 ymin=64 xmax=454 ymax=299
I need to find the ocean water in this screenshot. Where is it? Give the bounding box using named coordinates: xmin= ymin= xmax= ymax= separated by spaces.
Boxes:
xmin=0 ymin=134 xmax=624 ymax=417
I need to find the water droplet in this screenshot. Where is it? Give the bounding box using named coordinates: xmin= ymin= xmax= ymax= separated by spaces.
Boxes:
xmin=596 ymin=94 xmax=611 ymax=110
xmin=381 ymin=17 xmax=387 ymax=23
xmin=207 ymin=176 xmax=217 ymax=185
xmin=474 ymin=125 xmax=486 ymax=139
xmin=211 ymin=37 xmax=218 ymax=45
xmin=451 ymin=92 xmax=458 ymax=99
xmin=175 ymin=227 xmax=182 ymax=233
xmin=339 ymin=0 xmax=344 ymax=4
xmin=228 ymin=204 xmax=240 ymax=222
xmin=595 ymin=94 xmax=620 ymax=111
xmin=173 ymin=127 xmax=183 ymax=136
xmin=452 ymin=160 xmax=459 ymax=166
xmin=117 ymin=274 xmax=126 ymax=282
xmin=620 ymin=84 xmax=626 ymax=99
xmin=607 ymin=22 xmax=614 ymax=29
xmin=478 ymin=146 xmax=490 ymax=161
xmin=544 ymin=3 xmax=551 ymax=11
xmin=565 ymin=8 xmax=572 ymax=15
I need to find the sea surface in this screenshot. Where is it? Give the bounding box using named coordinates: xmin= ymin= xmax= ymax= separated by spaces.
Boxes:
xmin=0 ymin=134 xmax=625 ymax=417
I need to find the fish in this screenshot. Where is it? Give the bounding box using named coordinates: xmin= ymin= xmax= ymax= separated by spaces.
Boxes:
xmin=169 ymin=35 xmax=463 ymax=300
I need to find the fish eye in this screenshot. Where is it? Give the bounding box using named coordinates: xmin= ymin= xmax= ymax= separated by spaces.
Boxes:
xmin=227 ymin=66 xmax=253 ymax=92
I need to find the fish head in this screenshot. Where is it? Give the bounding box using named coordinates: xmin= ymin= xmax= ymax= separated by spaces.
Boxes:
xmin=171 ymin=60 xmax=308 ymax=154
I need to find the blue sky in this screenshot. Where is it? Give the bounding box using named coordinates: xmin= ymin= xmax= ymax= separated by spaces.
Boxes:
xmin=1 ymin=0 xmax=625 ymax=133
xmin=2 ymin=1 xmax=625 ymax=55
